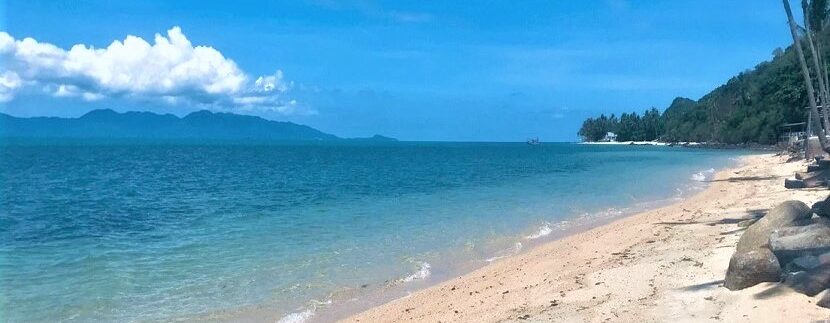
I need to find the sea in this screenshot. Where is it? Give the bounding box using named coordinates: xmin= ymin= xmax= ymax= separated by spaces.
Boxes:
xmin=0 ymin=140 xmax=743 ymax=322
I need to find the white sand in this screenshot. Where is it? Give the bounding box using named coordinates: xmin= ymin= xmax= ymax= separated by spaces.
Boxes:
xmin=344 ymin=154 xmax=830 ymax=322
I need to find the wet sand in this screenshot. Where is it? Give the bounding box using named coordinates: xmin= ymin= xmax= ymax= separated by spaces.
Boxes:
xmin=344 ymin=154 xmax=830 ymax=322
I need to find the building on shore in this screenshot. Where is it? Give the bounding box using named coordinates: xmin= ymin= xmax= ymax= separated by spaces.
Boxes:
xmin=778 ymin=122 xmax=806 ymax=146
xmin=600 ymin=132 xmax=618 ymax=142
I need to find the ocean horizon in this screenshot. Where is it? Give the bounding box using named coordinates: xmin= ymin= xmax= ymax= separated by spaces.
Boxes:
xmin=0 ymin=141 xmax=743 ymax=322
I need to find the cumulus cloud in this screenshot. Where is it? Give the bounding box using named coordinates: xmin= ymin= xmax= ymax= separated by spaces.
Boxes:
xmin=0 ymin=27 xmax=298 ymax=113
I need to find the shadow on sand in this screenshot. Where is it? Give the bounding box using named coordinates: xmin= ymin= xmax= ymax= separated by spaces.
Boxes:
xmin=708 ymin=175 xmax=781 ymax=182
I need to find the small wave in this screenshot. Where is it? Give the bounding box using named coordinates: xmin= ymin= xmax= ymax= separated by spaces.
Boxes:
xmin=486 ymin=242 xmax=523 ymax=262
xmin=525 ymin=223 xmax=552 ymax=240
xmin=277 ymin=309 xmax=314 ymax=323
xmin=690 ymin=168 xmax=715 ymax=182
xmin=400 ymin=262 xmax=431 ymax=283
xmin=485 ymin=255 xmax=506 ymax=262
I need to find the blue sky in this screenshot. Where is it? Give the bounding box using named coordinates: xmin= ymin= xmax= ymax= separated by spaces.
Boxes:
xmin=0 ymin=1 xmax=801 ymax=141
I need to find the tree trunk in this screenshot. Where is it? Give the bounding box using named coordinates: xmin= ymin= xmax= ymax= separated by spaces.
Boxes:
xmin=804 ymin=0 xmax=830 ymax=133
xmin=784 ymin=0 xmax=830 ymax=153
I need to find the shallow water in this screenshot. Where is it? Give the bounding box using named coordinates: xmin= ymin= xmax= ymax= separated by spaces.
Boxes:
xmin=0 ymin=141 xmax=742 ymax=322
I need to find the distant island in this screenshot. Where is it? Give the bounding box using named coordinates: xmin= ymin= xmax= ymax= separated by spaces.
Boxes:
xmin=0 ymin=109 xmax=397 ymax=142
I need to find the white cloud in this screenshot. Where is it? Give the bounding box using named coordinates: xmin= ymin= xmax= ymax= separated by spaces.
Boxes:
xmin=0 ymin=27 xmax=298 ymax=113
xmin=0 ymin=71 xmax=22 ymax=102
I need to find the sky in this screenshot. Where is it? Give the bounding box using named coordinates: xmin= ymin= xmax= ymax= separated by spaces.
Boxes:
xmin=0 ymin=0 xmax=804 ymax=141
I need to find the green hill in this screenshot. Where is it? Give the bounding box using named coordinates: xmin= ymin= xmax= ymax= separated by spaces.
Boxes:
xmin=580 ymin=31 xmax=825 ymax=145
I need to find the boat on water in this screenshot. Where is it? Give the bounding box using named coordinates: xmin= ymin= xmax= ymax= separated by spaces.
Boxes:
xmin=526 ymin=137 xmax=540 ymax=145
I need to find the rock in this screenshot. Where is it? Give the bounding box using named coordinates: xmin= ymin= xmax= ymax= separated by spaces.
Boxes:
xmin=737 ymin=219 xmax=757 ymax=228
xmin=813 ymin=196 xmax=830 ymax=218
xmin=785 ymin=179 xmax=807 ymax=189
xmin=818 ymin=290 xmax=830 ymax=309
xmin=769 ymin=223 xmax=830 ymax=263
xmin=792 ymin=255 xmax=821 ymax=270
xmin=797 ymin=169 xmax=830 ymax=186
xmin=736 ymin=201 xmax=812 ymax=253
xmin=814 ymin=217 xmax=830 ymax=225
xmin=725 ymin=248 xmax=781 ymax=290
xmin=785 ymin=264 xmax=830 ymax=296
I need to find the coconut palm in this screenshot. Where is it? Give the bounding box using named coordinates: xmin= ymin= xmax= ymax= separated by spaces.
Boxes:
xmin=803 ymin=0 xmax=830 ymax=133
xmin=784 ymin=0 xmax=830 ymax=152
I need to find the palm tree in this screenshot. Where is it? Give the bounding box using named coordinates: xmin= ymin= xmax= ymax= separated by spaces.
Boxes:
xmin=784 ymin=0 xmax=830 ymax=152
xmin=803 ymin=0 xmax=830 ymax=133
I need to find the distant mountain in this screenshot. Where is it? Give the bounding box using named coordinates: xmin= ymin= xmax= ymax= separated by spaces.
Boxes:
xmin=348 ymin=134 xmax=398 ymax=142
xmin=0 ymin=109 xmax=397 ymax=142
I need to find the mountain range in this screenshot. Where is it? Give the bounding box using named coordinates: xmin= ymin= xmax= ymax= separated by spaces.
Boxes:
xmin=0 ymin=109 xmax=396 ymax=142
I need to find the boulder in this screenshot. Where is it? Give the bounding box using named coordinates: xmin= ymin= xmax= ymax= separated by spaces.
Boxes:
xmin=735 ymin=201 xmax=812 ymax=253
xmin=818 ymin=290 xmax=830 ymax=309
xmin=737 ymin=219 xmax=757 ymax=228
xmin=725 ymin=248 xmax=781 ymax=290
xmin=813 ymin=196 xmax=830 ymax=218
xmin=785 ymin=264 xmax=830 ymax=296
xmin=785 ymin=179 xmax=807 ymax=189
xmin=769 ymin=223 xmax=830 ymax=263
xmin=792 ymin=255 xmax=822 ymax=271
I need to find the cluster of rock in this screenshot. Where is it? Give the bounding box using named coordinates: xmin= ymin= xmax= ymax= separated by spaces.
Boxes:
xmin=724 ymin=199 xmax=830 ymax=307
xmin=785 ymin=157 xmax=830 ymax=188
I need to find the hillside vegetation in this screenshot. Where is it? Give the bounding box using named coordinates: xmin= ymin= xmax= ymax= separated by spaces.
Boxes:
xmin=579 ymin=31 xmax=829 ymax=144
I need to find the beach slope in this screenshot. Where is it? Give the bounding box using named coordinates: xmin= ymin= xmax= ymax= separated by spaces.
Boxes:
xmin=344 ymin=154 xmax=830 ymax=322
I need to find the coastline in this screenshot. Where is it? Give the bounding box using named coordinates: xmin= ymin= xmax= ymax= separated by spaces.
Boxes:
xmin=341 ymin=153 xmax=830 ymax=322
xmin=579 ymin=140 xmax=675 ymax=146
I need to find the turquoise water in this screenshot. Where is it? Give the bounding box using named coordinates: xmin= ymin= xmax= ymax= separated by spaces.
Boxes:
xmin=0 ymin=141 xmax=741 ymax=322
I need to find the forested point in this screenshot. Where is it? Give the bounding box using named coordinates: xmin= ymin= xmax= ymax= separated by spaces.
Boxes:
xmin=578 ymin=28 xmax=830 ymax=144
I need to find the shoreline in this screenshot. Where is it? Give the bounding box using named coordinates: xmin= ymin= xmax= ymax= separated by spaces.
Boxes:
xmin=229 ymin=150 xmax=730 ymax=323
xmin=580 ymin=140 xmax=779 ymax=151
xmin=245 ymin=166 xmax=717 ymax=323
xmin=341 ymin=154 xmax=830 ymax=322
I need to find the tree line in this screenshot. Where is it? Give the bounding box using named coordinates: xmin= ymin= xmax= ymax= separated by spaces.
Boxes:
xmin=578 ymin=108 xmax=662 ymax=142
xmin=579 ymin=0 xmax=830 ymax=145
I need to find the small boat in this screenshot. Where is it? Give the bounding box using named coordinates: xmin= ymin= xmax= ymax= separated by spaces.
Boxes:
xmin=526 ymin=137 xmax=540 ymax=145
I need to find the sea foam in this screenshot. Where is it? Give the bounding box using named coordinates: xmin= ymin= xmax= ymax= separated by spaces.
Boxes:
xmin=277 ymin=309 xmax=314 ymax=323
xmin=525 ymin=223 xmax=552 ymax=240
xmin=400 ymin=262 xmax=431 ymax=282
xmin=690 ymin=168 xmax=715 ymax=182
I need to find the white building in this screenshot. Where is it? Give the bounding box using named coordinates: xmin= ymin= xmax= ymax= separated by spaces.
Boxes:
xmin=601 ymin=132 xmax=618 ymax=142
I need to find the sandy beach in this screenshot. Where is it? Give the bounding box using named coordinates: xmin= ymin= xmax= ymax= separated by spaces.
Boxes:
xmin=344 ymin=154 xmax=830 ymax=322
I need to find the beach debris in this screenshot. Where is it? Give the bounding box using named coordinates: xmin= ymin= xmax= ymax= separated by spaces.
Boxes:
xmin=724 ymin=248 xmax=781 ymax=290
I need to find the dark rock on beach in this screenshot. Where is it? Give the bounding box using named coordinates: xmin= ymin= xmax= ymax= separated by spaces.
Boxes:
xmin=791 ymin=255 xmax=822 ymax=271
xmin=769 ymin=223 xmax=830 ymax=263
xmin=785 ymin=264 xmax=830 ymax=297
xmin=726 ymin=201 xmax=812 ymax=290
xmin=735 ymin=201 xmax=812 ymax=253
xmin=725 ymin=248 xmax=781 ymax=290
xmin=812 ymin=196 xmax=830 ymax=218
xmin=818 ymin=291 xmax=830 ymax=309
